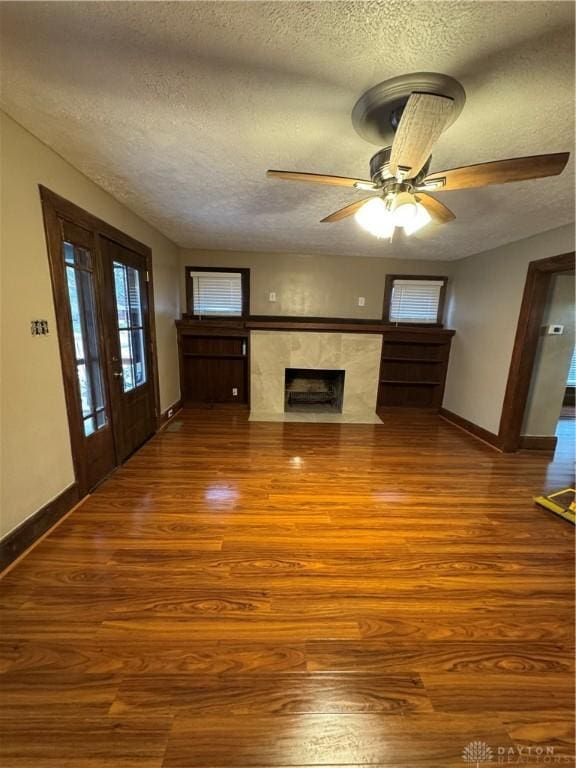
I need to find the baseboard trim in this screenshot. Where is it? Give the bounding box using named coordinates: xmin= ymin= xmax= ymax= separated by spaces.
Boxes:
xmin=157 ymin=399 xmax=183 ymax=430
xmin=519 ymin=435 xmax=558 ymax=451
xmin=0 ymin=483 xmax=80 ymax=573
xmin=440 ymin=407 xmax=502 ymax=451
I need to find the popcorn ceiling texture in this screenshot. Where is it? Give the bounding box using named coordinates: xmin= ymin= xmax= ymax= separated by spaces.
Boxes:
xmin=0 ymin=1 xmax=573 ymax=261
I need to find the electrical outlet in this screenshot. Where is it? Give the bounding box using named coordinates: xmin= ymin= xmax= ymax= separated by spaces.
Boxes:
xmin=269 ymin=292 xmax=277 ymax=303
xmin=167 ymin=408 xmax=174 ymax=418
xmin=232 ymin=388 xmax=238 ymax=396
xmin=358 ymin=297 xmax=366 ymax=307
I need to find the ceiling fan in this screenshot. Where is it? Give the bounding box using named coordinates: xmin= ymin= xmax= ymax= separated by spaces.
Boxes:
xmin=267 ymin=72 xmax=570 ymax=240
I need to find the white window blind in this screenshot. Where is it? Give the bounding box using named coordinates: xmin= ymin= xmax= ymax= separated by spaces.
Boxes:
xmin=190 ymin=271 xmax=242 ymax=316
xmin=567 ymin=348 xmax=576 ymax=387
xmin=389 ymin=279 xmax=443 ymax=324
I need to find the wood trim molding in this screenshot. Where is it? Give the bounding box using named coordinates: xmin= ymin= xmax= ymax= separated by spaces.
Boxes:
xmin=440 ymin=407 xmax=502 ymax=451
xmin=519 ymin=435 xmax=558 ymax=452
xmin=157 ymin=399 xmax=184 ymax=430
xmin=0 ymin=483 xmax=80 ymax=572
xmin=498 ymin=250 xmax=575 ymax=452
xmin=248 ymin=319 xmax=392 ymax=333
xmin=185 ymin=266 xmax=251 ymax=318
xmin=177 ymin=317 xmax=456 ymax=336
xmin=382 ymin=273 xmax=448 ymax=326
xmin=145 ymin=249 xmax=162 ymax=426
xmin=40 ymin=187 xmax=152 ymax=258
xmin=39 ymin=186 xmax=162 ymax=488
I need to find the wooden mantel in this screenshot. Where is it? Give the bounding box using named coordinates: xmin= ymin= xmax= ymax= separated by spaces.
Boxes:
xmin=176 ymin=315 xmax=455 ymax=338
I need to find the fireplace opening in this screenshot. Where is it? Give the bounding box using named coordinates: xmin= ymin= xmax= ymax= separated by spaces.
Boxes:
xmin=284 ymin=368 xmax=345 ymax=413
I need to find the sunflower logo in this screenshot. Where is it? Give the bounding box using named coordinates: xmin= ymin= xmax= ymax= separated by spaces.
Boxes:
xmin=462 ymin=740 xmax=494 ymax=766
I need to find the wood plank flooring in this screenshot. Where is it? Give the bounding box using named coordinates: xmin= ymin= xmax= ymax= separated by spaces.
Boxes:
xmin=1 ymin=408 xmax=574 ymax=766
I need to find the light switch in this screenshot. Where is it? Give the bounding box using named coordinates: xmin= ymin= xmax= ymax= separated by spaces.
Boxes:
xmin=358 ymin=297 xmax=366 ymax=307
xmin=269 ymin=292 xmax=277 ymax=303
xmin=547 ymin=324 xmax=564 ymax=335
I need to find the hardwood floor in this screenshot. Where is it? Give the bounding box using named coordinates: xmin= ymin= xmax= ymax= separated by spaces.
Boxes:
xmin=1 ymin=408 xmax=574 ymax=766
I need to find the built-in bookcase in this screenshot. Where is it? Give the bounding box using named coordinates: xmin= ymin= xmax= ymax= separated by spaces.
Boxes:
xmin=177 ymin=321 xmax=249 ymax=406
xmin=378 ymin=328 xmax=454 ymax=409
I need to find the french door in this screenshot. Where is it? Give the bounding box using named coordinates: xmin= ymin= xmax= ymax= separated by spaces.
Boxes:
xmin=42 ymin=188 xmax=158 ymax=495
xmin=100 ymin=238 xmax=155 ymax=463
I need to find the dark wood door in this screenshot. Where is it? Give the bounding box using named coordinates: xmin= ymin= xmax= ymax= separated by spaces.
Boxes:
xmin=46 ymin=218 xmax=118 ymax=493
xmin=100 ymin=237 xmax=156 ymax=462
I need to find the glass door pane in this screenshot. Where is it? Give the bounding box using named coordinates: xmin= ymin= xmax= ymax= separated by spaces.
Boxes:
xmin=64 ymin=241 xmax=108 ymax=437
xmin=112 ymin=262 xmax=147 ymax=392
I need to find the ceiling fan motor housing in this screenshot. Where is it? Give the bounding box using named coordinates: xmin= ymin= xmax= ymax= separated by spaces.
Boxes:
xmin=353 ymin=72 xmax=466 ymax=147
xmin=369 ymin=148 xmax=431 ymax=186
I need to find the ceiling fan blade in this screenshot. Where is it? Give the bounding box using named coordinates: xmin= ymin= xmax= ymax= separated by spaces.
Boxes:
xmin=267 ymin=170 xmax=375 ymax=188
xmin=389 ymin=93 xmax=455 ymax=178
xmin=416 ymin=192 xmax=456 ymax=224
xmin=320 ymin=198 xmax=372 ymax=223
xmin=421 ymin=153 xmax=570 ymax=191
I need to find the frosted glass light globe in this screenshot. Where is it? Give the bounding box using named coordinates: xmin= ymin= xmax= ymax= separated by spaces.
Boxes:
xmin=354 ymin=198 xmax=395 ymax=239
xmin=391 ymin=192 xmax=418 ymax=228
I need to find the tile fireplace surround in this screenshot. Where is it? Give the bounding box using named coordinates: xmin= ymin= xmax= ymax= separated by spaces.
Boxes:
xmin=249 ymin=331 xmax=383 ymax=423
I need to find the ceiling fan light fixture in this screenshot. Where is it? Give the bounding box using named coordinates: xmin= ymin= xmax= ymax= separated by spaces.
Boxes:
xmin=354 ymin=198 xmax=395 ymax=239
xmin=391 ymin=191 xmax=418 ymax=228
xmin=403 ymin=202 xmax=432 ymax=235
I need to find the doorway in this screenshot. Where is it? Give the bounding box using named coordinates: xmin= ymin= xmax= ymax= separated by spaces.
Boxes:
xmin=40 ymin=187 xmax=160 ymax=495
xmin=520 ymin=271 xmax=575 ymax=454
xmin=499 ymin=251 xmax=575 ymax=452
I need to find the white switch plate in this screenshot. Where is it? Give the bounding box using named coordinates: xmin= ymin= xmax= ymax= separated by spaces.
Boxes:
xmin=232 ymin=388 xmax=238 ymax=396
xmin=547 ymin=324 xmax=564 ymax=335
xmin=269 ymin=292 xmax=277 ymax=302
xmin=358 ymin=296 xmax=366 ymax=307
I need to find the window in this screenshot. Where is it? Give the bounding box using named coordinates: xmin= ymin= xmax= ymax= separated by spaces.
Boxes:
xmin=113 ymin=262 xmax=147 ymax=392
xmin=64 ymin=240 xmax=108 ymax=436
xmin=567 ymin=349 xmax=576 ymax=387
xmin=185 ymin=267 xmax=250 ymax=317
xmin=383 ymin=274 xmax=447 ymax=325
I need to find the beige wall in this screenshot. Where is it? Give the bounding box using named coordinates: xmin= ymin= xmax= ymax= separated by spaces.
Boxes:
xmin=522 ymin=273 xmax=575 ymax=437
xmin=180 ymin=249 xmax=454 ymax=319
xmin=444 ymin=224 xmax=575 ymax=435
xmin=0 ymin=112 xmax=180 ymax=539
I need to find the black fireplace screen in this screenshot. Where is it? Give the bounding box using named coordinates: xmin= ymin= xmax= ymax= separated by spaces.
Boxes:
xmin=284 ymin=368 xmax=345 ymax=412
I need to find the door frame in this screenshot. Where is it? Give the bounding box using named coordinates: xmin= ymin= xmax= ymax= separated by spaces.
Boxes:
xmin=498 ymin=250 xmax=575 ymax=452
xmin=39 ymin=186 xmax=161 ymax=494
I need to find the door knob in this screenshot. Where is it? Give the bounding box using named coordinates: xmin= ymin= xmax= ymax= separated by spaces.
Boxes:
xmin=113 ymin=371 xmax=123 ymax=378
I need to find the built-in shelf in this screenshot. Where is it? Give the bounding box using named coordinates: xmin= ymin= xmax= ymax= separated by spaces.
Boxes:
xmin=380 ymin=379 xmax=441 ymax=386
xmin=378 ymin=328 xmax=453 ymax=409
xmin=177 ymin=324 xmax=249 ymax=406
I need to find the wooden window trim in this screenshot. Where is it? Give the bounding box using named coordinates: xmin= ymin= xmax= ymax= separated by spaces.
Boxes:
xmin=185 ymin=266 xmax=250 ymax=318
xmin=382 ymin=274 xmax=448 ymax=327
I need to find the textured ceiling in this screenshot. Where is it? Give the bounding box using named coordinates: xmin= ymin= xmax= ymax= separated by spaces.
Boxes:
xmin=0 ymin=1 xmax=574 ymax=260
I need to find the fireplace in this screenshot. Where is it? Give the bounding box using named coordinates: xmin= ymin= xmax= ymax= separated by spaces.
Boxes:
xmin=284 ymin=368 xmax=345 ymax=413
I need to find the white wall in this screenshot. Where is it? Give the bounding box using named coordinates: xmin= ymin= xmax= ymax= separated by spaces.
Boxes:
xmin=522 ymin=273 xmax=575 ymax=436
xmin=0 ymin=112 xmax=181 ymax=539
xmin=444 ymin=224 xmax=575 ymax=435
xmin=180 ymin=249 xmax=455 ymax=319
